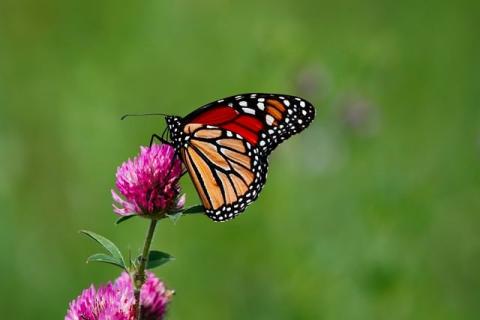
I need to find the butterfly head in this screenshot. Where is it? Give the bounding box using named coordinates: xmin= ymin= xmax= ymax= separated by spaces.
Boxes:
xmin=165 ymin=115 xmax=184 ymax=148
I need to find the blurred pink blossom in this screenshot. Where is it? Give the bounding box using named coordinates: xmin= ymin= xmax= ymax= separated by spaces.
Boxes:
xmin=65 ymin=272 xmax=171 ymax=320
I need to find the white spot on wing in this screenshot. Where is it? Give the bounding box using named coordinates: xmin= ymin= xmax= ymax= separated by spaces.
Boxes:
xmin=266 ymin=114 xmax=274 ymax=125
xmin=243 ymin=107 xmax=256 ymax=115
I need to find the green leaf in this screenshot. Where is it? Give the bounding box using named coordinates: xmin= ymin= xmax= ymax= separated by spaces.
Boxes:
xmin=167 ymin=205 xmax=204 ymax=224
xmin=115 ymin=215 xmax=136 ymax=225
xmin=167 ymin=212 xmax=183 ymax=224
xmin=130 ymin=257 xmax=138 ymax=270
xmin=147 ymin=250 xmax=175 ymax=269
xmin=87 ymin=253 xmax=125 ymax=269
xmin=182 ymin=205 xmax=205 ymax=214
xmin=79 ymin=230 xmax=126 ymax=267
xmin=137 ymin=250 xmax=175 ymax=269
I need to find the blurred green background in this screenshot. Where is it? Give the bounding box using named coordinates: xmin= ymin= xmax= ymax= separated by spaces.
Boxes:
xmin=1 ymin=0 xmax=479 ymax=319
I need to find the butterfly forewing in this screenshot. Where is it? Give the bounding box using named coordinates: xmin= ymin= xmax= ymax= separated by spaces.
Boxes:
xmin=180 ymin=124 xmax=267 ymax=221
xmin=183 ymin=93 xmax=316 ymax=154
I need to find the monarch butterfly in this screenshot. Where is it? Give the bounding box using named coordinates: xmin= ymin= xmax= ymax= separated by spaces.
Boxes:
xmin=153 ymin=93 xmax=315 ymax=221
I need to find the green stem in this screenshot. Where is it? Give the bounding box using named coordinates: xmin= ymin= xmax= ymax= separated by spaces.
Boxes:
xmin=134 ymin=219 xmax=158 ymax=320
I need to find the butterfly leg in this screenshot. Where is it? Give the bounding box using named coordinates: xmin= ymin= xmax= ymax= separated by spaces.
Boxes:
xmin=177 ymin=152 xmax=188 ymax=178
xmin=149 ymin=134 xmax=171 ymax=147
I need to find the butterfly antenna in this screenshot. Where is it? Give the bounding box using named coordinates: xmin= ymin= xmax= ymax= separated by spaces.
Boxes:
xmin=121 ymin=112 xmax=169 ymax=120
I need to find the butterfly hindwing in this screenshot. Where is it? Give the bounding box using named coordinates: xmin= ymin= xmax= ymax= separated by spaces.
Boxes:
xmin=180 ymin=124 xmax=267 ymax=221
